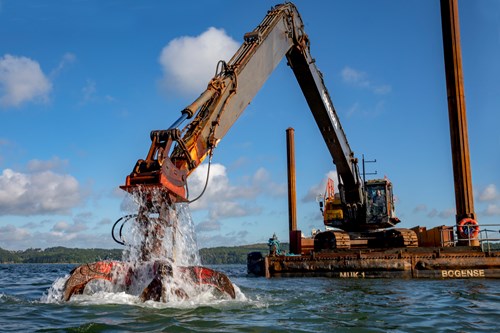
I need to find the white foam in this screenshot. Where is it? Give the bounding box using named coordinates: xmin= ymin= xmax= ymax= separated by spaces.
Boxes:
xmin=41 ymin=275 xmax=69 ymax=303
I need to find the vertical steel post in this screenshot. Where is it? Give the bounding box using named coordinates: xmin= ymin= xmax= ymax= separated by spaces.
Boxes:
xmin=440 ymin=0 xmax=476 ymax=227
xmin=286 ymin=128 xmax=298 ymax=253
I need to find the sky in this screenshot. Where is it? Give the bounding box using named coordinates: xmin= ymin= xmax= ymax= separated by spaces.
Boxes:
xmin=1 ymin=0 xmax=499 ymax=251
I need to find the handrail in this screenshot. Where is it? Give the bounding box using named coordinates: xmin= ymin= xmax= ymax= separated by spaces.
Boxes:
xmin=437 ymin=223 xmax=500 ymax=250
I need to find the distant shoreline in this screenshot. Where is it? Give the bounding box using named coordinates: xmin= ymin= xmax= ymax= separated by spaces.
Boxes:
xmin=0 ymin=243 xmax=276 ymax=265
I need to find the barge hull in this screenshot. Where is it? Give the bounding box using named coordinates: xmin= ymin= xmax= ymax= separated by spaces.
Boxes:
xmin=262 ymin=247 xmax=500 ymax=279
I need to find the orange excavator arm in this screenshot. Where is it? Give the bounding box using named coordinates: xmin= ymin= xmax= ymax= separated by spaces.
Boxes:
xmin=121 ymin=3 xmax=362 ymax=209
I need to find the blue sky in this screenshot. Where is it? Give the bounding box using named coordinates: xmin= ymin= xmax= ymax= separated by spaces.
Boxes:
xmin=1 ymin=0 xmax=499 ymax=250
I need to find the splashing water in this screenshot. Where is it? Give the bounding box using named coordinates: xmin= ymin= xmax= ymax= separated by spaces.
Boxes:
xmin=121 ymin=201 xmax=201 ymax=267
xmin=43 ymin=188 xmax=241 ymax=304
xmin=117 ymin=188 xmax=209 ymax=301
xmin=41 ymin=276 xmax=69 ymax=303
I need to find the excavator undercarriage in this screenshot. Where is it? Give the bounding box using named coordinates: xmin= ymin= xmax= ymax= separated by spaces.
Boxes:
xmin=313 ymin=228 xmax=419 ymax=252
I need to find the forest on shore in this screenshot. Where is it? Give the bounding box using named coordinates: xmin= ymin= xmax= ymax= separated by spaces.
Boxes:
xmin=0 ymin=244 xmax=274 ymax=265
xmin=1 ymin=242 xmax=497 ymax=264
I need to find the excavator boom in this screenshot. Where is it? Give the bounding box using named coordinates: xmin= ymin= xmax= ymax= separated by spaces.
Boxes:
xmin=121 ymin=3 xmax=362 ymax=208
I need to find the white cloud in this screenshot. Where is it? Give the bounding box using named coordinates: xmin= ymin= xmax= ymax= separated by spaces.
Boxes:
xmin=158 ymin=27 xmax=239 ymax=97
xmin=187 ymin=163 xmax=233 ymax=209
xmin=51 ymin=218 xmax=87 ymax=233
xmin=484 ymin=203 xmax=500 ymax=216
xmin=438 ymin=208 xmax=455 ymax=219
xmin=478 ymin=184 xmax=498 ymax=202
xmin=342 ymin=67 xmax=370 ymax=87
xmin=208 ymin=201 xmax=256 ymax=220
xmin=0 ymin=225 xmax=31 ymax=242
xmin=427 ymin=208 xmax=438 ymax=218
xmin=254 ymin=167 xmax=286 ymax=196
xmin=0 ymin=54 xmax=52 ymax=108
xmin=196 ymin=219 xmax=221 ymax=232
xmin=425 ymin=207 xmax=456 ymax=219
xmin=52 ymin=220 xmax=70 ymax=232
xmin=373 ymin=84 xmax=392 ymax=95
xmin=27 ymin=157 xmax=69 ymax=173
xmin=341 ymin=66 xmax=391 ymax=95
xmin=78 ymin=78 xmax=116 ymax=105
xmin=346 ymin=102 xmax=360 ymax=118
xmin=0 ymin=223 xmax=113 ymax=250
xmin=50 ymin=52 xmax=76 ymax=77
xmin=186 ymin=163 xmax=282 ymax=232
xmin=188 ymin=163 xmax=284 ymax=207
xmin=413 ymin=204 xmax=428 ymax=213
xmin=0 ymin=168 xmax=83 ymax=216
xmin=81 ymin=79 xmax=97 ymax=103
xmin=196 ymin=229 xmax=250 ymax=249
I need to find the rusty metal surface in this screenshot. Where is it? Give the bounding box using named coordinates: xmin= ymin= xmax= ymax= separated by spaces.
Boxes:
xmin=63 ymin=261 xmax=117 ymax=301
xmin=63 ymin=260 xmax=235 ymax=302
xmin=440 ymin=0 xmax=476 ymax=224
xmin=286 ymin=128 xmax=297 ymax=233
xmin=286 ymin=128 xmax=299 ymax=254
xmin=263 ymin=248 xmax=500 ymax=279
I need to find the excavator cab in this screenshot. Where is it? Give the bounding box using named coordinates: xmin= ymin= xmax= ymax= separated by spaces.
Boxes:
xmin=365 ymin=179 xmax=398 ymax=226
xmin=320 ymin=177 xmax=399 ymax=231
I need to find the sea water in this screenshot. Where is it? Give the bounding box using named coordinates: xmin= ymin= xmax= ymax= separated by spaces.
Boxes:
xmin=0 ymin=263 xmax=499 ymax=332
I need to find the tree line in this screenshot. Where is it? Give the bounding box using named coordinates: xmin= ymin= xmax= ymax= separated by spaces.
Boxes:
xmin=199 ymin=244 xmax=277 ymax=265
xmin=0 ymin=247 xmax=123 ymax=264
xmin=0 ymin=244 xmax=279 ymax=265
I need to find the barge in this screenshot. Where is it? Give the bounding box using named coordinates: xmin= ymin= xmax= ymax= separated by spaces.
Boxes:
xmin=248 ymin=225 xmax=500 ymax=278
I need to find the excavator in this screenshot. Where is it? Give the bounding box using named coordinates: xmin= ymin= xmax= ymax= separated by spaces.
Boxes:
xmin=62 ymin=2 xmax=417 ymax=301
xmin=316 ymin=175 xmax=417 ymax=250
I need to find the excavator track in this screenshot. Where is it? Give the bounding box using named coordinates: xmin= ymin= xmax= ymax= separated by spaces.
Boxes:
xmin=333 ymin=231 xmax=351 ymax=249
xmin=314 ymin=230 xmax=351 ymax=251
xmin=392 ymin=228 xmax=419 ymax=248
xmin=314 ymin=228 xmax=419 ymax=251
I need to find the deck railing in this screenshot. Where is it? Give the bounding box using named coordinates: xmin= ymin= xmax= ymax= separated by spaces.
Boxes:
xmin=438 ymin=223 xmax=500 ymax=251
